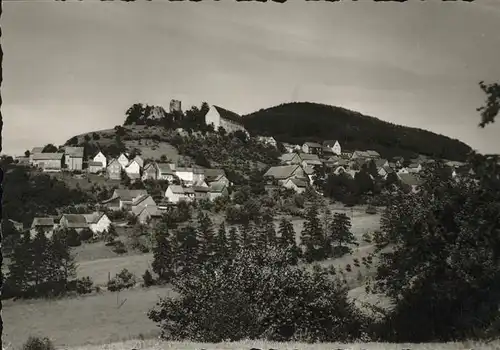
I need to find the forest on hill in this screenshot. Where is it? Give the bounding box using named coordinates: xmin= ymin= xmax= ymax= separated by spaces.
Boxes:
xmin=242 ymin=102 xmax=472 ymax=161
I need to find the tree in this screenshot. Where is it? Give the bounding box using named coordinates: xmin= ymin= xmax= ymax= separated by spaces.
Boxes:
xmin=216 ymin=221 xmax=228 ymax=261
xmin=300 ymin=205 xmax=327 ymax=262
xmin=174 ymin=225 xmax=199 ymax=275
xmin=7 ymin=231 xmax=33 ymax=295
xmin=227 ymin=226 xmax=240 ymax=258
xmin=31 ymin=229 xmax=51 ymax=289
xmin=196 ymin=211 xmax=217 ymax=264
xmin=49 ymin=230 xmax=77 ymax=289
xmin=477 ymin=81 xmax=500 ymax=128
xmin=24 ymin=150 xmax=30 ymax=157
xmin=103 ymin=224 xmax=118 ymax=245
xmin=152 ymin=223 xmax=174 ymax=281
xmin=124 ymin=103 xmax=145 ymax=125
xmin=278 ymin=218 xmax=300 ymax=265
xmin=42 ymin=144 xmax=58 ymax=153
xmin=328 ymin=213 xmax=357 ymax=257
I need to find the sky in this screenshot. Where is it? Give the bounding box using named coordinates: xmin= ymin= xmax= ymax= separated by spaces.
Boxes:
xmin=3 ymin=0 xmax=500 ymax=156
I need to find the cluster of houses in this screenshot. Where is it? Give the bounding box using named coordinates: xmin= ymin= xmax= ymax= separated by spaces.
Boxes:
xmin=263 ymin=140 xmax=470 ymax=193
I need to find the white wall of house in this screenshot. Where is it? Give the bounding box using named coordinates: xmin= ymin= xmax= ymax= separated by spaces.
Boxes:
xmin=94 ymin=152 xmax=107 ymax=169
xmin=176 ymin=171 xmax=194 ymax=184
xmin=117 ymin=154 xmax=129 ymax=169
xmin=125 ymin=160 xmax=141 ymax=176
xmin=165 ymin=187 xmax=184 ymax=203
xmin=89 ymin=215 xmax=111 ymax=235
xmin=282 ymin=179 xmax=305 ymax=194
xmin=331 ymin=141 xmax=342 ymax=155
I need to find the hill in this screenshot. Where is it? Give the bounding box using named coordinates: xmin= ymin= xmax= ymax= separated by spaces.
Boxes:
xmin=242 ymin=102 xmax=472 ymax=161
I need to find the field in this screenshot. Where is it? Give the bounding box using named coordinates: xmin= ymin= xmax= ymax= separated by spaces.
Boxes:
xmin=2 ymin=206 xmax=384 ymax=349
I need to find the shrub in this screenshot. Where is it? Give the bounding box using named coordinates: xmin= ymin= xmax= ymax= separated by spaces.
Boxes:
xmin=66 ymin=229 xmax=82 ymax=247
xmin=76 ymin=276 xmax=94 ymax=294
xmin=148 ymin=247 xmax=368 ymax=342
xmin=112 ymin=241 xmax=127 ymax=254
xmin=362 ymin=232 xmax=373 ymax=243
xmin=79 ymin=228 xmax=94 ymax=242
xmin=107 ymin=268 xmax=136 ymax=292
xmin=22 ymin=336 xmax=55 ymax=350
xmin=142 ymin=269 xmax=155 ymax=287
xmin=366 ymin=205 xmax=377 ymax=215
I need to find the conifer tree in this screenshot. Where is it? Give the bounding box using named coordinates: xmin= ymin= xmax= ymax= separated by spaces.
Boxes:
xmin=216 ymin=221 xmax=228 ymax=261
xmin=175 ymin=225 xmax=199 ymax=274
xmin=278 ymin=217 xmax=301 ymax=265
xmin=227 ymin=226 xmax=240 ymax=258
xmin=31 ymin=229 xmax=51 ymax=289
xmin=50 ymin=230 xmax=77 ymax=288
xmin=151 ymin=222 xmax=174 ymax=281
xmin=329 ymin=212 xmax=357 ymax=257
xmin=239 ymin=222 xmax=252 ymax=250
xmin=7 ymin=231 xmax=33 ymax=295
xmin=196 ymin=211 xmax=217 ymax=264
xmin=262 ymin=213 xmax=277 ymax=249
xmin=300 ymin=204 xmax=327 ymax=262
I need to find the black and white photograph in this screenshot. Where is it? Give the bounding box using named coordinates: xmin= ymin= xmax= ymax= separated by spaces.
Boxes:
xmin=2 ymin=0 xmax=500 ymax=349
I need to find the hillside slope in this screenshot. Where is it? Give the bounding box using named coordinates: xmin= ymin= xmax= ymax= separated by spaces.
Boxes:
xmin=243 ymin=102 xmax=472 ymax=161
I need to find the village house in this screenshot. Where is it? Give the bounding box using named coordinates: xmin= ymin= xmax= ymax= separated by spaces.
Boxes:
xmin=398 ymin=173 xmax=423 ymax=193
xmin=256 ymin=136 xmax=277 ymax=148
xmin=204 ymin=168 xmax=230 ymax=186
xmin=158 ymin=163 xmax=176 ymax=181
xmin=59 ymin=214 xmax=89 ymax=233
xmin=133 ymin=155 xmax=144 ymax=168
xmin=134 ymin=205 xmax=162 ymax=225
xmin=31 ymin=153 xmax=64 ymax=172
xmin=280 ymin=152 xmax=302 ymax=165
xmin=101 ymin=189 xmax=149 ymax=211
xmin=205 ymin=105 xmax=248 ymax=135
xmin=341 ymin=151 xmax=353 ymax=159
xmin=378 ymin=165 xmax=394 ymax=178
xmin=366 ymin=150 xmax=381 ymax=159
xmin=301 ymin=154 xmax=322 ymax=168
xmin=302 ymin=165 xmax=315 ymax=185
xmin=15 ymin=156 xmax=30 ymax=166
xmin=175 ymin=167 xmax=195 ymax=185
xmin=117 ymin=153 xmax=129 ymax=169
xmin=30 ymin=217 xmax=56 ymax=238
xmin=397 ymin=167 xmax=410 ymax=175
xmin=322 ymin=140 xmax=342 ymax=155
xmin=125 ymin=159 xmax=142 ymax=180
xmin=209 ymin=181 xmax=229 ymax=201
xmin=282 ymin=143 xmax=301 ymax=153
xmin=263 ymin=164 xmax=305 ymax=185
xmin=88 ymin=161 xmax=104 ymax=174
xmin=350 ymin=150 xmax=371 ymax=160
xmin=29 ymin=147 xmax=44 ymax=164
xmin=131 ymin=194 xmax=157 ymax=214
xmin=165 ymin=185 xmax=188 ymax=203
xmin=142 ymin=162 xmax=159 ymax=180
xmin=64 ymin=147 xmax=84 ymax=171
xmin=375 ymin=159 xmax=389 ymax=168
xmin=83 ymin=212 xmax=111 ymax=237
xmin=106 ymin=158 xmax=123 ymax=180
xmin=282 ymin=178 xmax=308 ymax=194
xmin=93 ymin=151 xmax=107 ymax=169
xmin=392 ymin=156 xmax=405 ymax=167
xmin=408 ymin=163 xmax=422 ymax=173
xmin=192 ymin=185 xmax=211 ymax=200
xmin=302 ymin=142 xmax=322 ymax=155
xmin=193 ymin=167 xmax=206 ymax=185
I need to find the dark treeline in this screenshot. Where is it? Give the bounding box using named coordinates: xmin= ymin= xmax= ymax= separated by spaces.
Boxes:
xmin=242 ymin=102 xmax=472 ymax=161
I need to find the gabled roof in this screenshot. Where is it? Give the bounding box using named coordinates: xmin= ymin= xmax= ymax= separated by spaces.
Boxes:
xmin=264 ymin=165 xmax=301 ymax=180
xmin=136 ymin=205 xmax=162 ymax=218
xmin=32 ymin=217 xmax=55 ymax=227
xmin=31 ymin=147 xmax=44 ymax=154
xmin=133 ymin=155 xmax=144 ymax=167
xmin=107 ymin=158 xmax=120 ymax=167
xmin=192 ymin=186 xmax=210 ymax=193
xmin=366 ymin=150 xmax=381 ymax=158
xmin=132 ymin=194 xmax=155 ymax=207
xmin=302 ymin=166 xmax=315 ymax=175
xmin=61 ymin=214 xmax=89 ymax=228
xmin=382 ymin=166 xmax=394 ymax=173
xmin=209 ymin=181 xmax=227 ymax=193
xmin=398 ymin=173 xmax=423 ymax=186
xmin=298 ymin=153 xmax=320 ymax=161
xmin=65 ymin=147 xmax=84 ymax=158
xmin=157 ymin=163 xmax=174 ymax=174
xmin=167 ymin=185 xmax=184 ymax=194
xmin=204 ymin=168 xmax=226 ymax=180
xmin=375 ymin=159 xmax=389 ymax=168
xmin=323 ymin=140 xmax=339 ymax=147
xmin=289 ymin=178 xmax=308 ymax=188
xmin=280 ymin=153 xmax=298 ymax=163
xmin=408 ymin=163 xmax=421 ymax=169
xmin=213 ymin=105 xmax=244 ymax=125
xmin=83 ymin=212 xmax=107 ymax=224
xmin=93 ymin=151 xmax=105 ymax=158
xmin=322 ymin=146 xmax=334 ymax=154
xmin=303 ymin=142 xmax=322 ymax=148
xmin=113 ymin=189 xmax=148 ymax=201
xmin=32 ymin=153 xmax=64 ymax=161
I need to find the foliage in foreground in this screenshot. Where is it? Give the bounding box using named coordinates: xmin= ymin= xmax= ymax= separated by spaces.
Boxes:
xmin=21 ymin=336 xmax=55 ymax=350
xmin=148 ymin=247 xmax=370 ymax=343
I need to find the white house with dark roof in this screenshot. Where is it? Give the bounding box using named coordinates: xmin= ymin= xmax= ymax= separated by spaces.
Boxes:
xmin=93 ymin=151 xmax=107 ymax=169
xmin=30 ymin=217 xmax=56 ymax=237
xmin=64 ymin=147 xmax=84 ymax=171
xmin=117 ymin=153 xmax=129 ymax=169
xmin=322 ymin=140 xmax=341 ymax=155
xmin=209 ymin=181 xmax=229 ymax=201
xmin=125 ymin=159 xmax=141 ymax=179
xmin=263 ymin=164 xmax=305 ymax=184
xmin=205 ymin=105 xmax=248 ymax=135
xmin=102 ymin=189 xmax=149 ymax=211
xmin=133 ymin=155 xmax=144 ymax=168
xmin=83 ymin=212 xmax=111 ymax=236
xmin=175 ymin=167 xmax=195 ymax=185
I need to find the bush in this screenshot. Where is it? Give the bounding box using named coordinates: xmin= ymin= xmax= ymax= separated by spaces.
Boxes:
xmin=112 ymin=241 xmax=127 ymax=254
xmin=142 ymin=269 xmax=155 ymax=287
xmin=76 ymin=276 xmax=94 ymax=294
xmin=66 ymin=229 xmax=82 ymax=247
xmin=366 ymin=205 xmax=377 ymax=215
xmin=107 ymin=268 xmax=136 ymax=292
xmin=148 ymin=248 xmax=368 ymax=342
xmin=22 ymin=336 xmax=55 ymax=350
xmin=79 ymin=228 xmax=94 ymax=242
